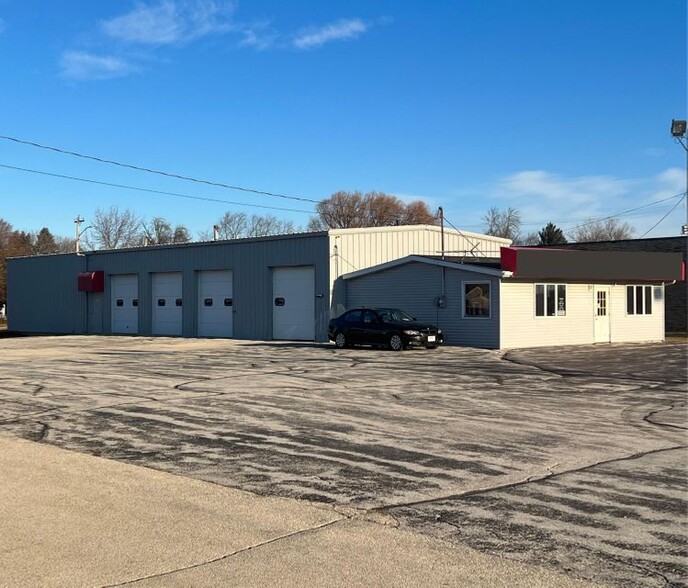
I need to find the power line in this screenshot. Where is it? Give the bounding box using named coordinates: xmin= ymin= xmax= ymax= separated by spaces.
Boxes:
xmin=0 ymin=163 xmax=315 ymax=215
xmin=562 ymin=191 xmax=686 ymax=232
xmin=430 ymin=192 xmax=686 ymax=230
xmin=0 ymin=134 xmax=319 ymax=204
xmin=442 ymin=215 xmax=484 ymax=255
xmin=640 ymin=195 xmax=686 ymax=237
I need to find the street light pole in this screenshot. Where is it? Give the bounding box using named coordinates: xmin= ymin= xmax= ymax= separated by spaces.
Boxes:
xmin=670 ymin=119 xmax=688 ymax=235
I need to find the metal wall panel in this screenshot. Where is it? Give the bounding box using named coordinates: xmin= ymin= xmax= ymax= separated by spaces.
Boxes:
xmin=7 ymin=254 xmax=87 ymax=334
xmin=8 ymin=233 xmax=330 ymax=341
xmin=344 ymin=261 xmax=501 ymax=348
xmin=328 ymin=226 xmax=510 ymax=310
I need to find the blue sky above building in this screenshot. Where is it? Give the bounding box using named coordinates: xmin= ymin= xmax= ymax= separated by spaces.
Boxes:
xmin=0 ymin=0 xmax=685 ymax=239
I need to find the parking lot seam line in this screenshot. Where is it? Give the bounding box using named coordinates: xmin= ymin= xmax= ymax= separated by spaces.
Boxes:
xmin=370 ymin=443 xmax=688 ymax=514
xmin=98 ymin=517 xmax=345 ymax=588
xmin=643 ymin=402 xmax=688 ymax=431
xmin=501 ymin=352 xmax=688 ymax=386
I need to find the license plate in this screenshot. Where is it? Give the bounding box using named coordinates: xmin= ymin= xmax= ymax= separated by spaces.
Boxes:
xmin=427 ymin=335 xmax=436 ymax=342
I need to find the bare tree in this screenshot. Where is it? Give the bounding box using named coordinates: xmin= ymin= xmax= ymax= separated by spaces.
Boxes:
xmin=515 ymin=231 xmax=540 ymax=246
xmin=569 ymin=218 xmax=634 ymax=242
xmin=483 ymin=207 xmax=521 ymax=241
xmin=400 ymin=200 xmax=438 ymax=225
xmin=213 ymin=211 xmax=248 ymax=240
xmin=172 ymin=225 xmax=191 ymax=244
xmin=85 ymin=207 xmax=142 ymax=250
xmin=315 ymin=191 xmax=365 ymax=229
xmin=306 ymin=216 xmax=328 ymax=232
xmin=201 ymin=211 xmax=297 ymax=241
xmin=55 ymin=236 xmax=77 ymax=253
xmin=246 ymin=214 xmax=295 ymax=237
xmin=141 ymin=217 xmax=173 ymax=245
xmin=312 ymin=191 xmax=437 ymax=229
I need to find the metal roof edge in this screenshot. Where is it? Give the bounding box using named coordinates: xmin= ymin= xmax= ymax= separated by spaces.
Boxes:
xmin=341 ymin=255 xmax=507 ymax=280
xmin=328 ymin=224 xmax=512 ymax=244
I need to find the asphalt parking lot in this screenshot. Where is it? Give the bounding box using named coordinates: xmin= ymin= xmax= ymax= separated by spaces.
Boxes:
xmin=0 ymin=336 xmax=685 ymax=587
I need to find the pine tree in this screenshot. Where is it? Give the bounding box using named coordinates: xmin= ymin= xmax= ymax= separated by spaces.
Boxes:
xmin=538 ymin=222 xmax=568 ymax=245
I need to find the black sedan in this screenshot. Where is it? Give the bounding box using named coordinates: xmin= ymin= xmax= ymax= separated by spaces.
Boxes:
xmin=328 ymin=307 xmax=443 ymax=351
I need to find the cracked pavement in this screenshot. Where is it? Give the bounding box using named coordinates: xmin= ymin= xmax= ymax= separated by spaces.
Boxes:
xmin=0 ymin=336 xmax=685 ymax=587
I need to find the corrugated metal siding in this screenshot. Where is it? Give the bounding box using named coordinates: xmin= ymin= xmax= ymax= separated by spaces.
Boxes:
xmin=8 ymin=254 xmax=87 ymax=334
xmin=329 ymin=225 xmax=510 ymax=285
xmin=499 ymin=281 xmax=665 ymax=348
xmin=8 ymin=233 xmax=331 ymax=341
xmin=345 ymin=261 xmax=500 ymax=348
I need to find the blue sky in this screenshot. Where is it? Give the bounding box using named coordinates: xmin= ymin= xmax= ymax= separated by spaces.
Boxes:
xmin=0 ymin=0 xmax=686 ymax=240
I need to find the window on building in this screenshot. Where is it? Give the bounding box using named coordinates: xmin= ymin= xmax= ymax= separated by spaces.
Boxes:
xmin=535 ymin=284 xmax=566 ymax=317
xmin=463 ymin=282 xmax=490 ymax=318
xmin=626 ymin=285 xmax=652 ymax=315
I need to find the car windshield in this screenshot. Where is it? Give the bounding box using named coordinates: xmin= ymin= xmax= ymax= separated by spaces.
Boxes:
xmin=377 ymin=308 xmax=414 ymax=322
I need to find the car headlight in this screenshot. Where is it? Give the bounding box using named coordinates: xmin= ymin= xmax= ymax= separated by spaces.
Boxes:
xmin=403 ymin=330 xmax=420 ymax=336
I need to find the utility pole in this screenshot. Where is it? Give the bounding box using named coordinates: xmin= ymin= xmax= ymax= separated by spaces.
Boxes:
xmin=74 ymin=215 xmax=84 ymax=254
xmin=438 ymin=207 xmax=445 ymax=260
xmin=670 ymin=119 xmax=688 ymax=236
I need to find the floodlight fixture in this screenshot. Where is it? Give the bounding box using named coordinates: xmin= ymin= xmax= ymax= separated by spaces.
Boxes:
xmin=671 ymin=119 xmax=687 ymax=138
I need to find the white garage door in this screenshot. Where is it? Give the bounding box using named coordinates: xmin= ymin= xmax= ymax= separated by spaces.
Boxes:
xmin=198 ymin=270 xmax=233 ymax=338
xmin=111 ymin=274 xmax=139 ymax=334
xmin=152 ymin=272 xmax=183 ymax=336
xmin=272 ymin=266 xmax=315 ymax=341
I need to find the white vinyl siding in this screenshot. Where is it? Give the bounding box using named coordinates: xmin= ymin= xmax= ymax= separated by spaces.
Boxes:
xmin=500 ymin=282 xmax=665 ymax=348
xmin=500 ymin=282 xmax=592 ymax=348
xmin=612 ymin=285 xmax=664 ymax=342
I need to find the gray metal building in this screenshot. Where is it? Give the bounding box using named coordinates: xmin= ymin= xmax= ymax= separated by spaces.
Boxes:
xmin=7 ymin=225 xmax=510 ymax=342
xmin=8 ymin=232 xmax=331 ymax=341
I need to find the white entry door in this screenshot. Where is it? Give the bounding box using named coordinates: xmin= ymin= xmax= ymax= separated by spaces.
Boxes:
xmin=198 ymin=270 xmax=233 ymax=338
xmin=111 ymin=274 xmax=139 ymax=334
xmin=272 ymin=266 xmax=315 ymax=341
xmin=593 ymin=286 xmax=611 ymax=343
xmin=152 ymin=272 xmax=183 ymax=336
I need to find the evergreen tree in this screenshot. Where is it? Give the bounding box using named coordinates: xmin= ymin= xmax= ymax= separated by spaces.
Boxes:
xmin=34 ymin=227 xmax=59 ymax=254
xmin=538 ymin=222 xmax=568 ymax=245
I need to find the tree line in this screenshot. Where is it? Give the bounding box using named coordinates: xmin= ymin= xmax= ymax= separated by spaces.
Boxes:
xmin=481 ymin=206 xmax=633 ymax=245
xmin=0 ymin=191 xmax=635 ymax=307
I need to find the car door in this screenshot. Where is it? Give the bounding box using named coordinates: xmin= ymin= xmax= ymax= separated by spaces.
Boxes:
xmin=343 ymin=309 xmax=363 ymax=343
xmin=362 ymin=310 xmax=384 ymax=345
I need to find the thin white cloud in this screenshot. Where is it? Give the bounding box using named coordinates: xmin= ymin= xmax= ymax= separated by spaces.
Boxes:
xmin=60 ymin=51 xmax=135 ymax=80
xmin=102 ymin=0 xmax=234 ymax=45
xmin=235 ymin=22 xmax=276 ymax=51
xmin=293 ymin=19 xmax=368 ymax=50
xmin=481 ymin=169 xmax=685 ymax=237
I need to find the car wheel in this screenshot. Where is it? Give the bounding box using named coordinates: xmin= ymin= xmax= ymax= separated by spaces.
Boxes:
xmin=334 ymin=332 xmax=348 ymax=349
xmin=389 ymin=334 xmax=403 ymax=351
